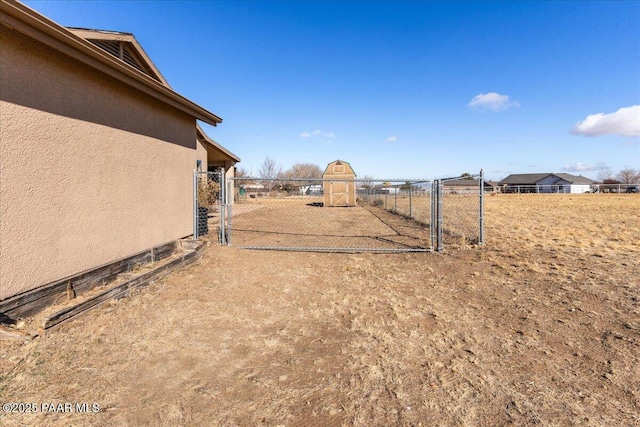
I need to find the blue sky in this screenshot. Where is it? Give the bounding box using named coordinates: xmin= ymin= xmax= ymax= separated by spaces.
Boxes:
xmin=23 ymin=0 xmax=640 ymax=180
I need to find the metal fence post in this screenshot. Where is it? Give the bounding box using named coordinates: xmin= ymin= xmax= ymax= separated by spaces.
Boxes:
xmin=193 ymin=170 xmax=198 ymax=240
xmin=226 ymin=177 xmax=232 ymax=246
xmin=430 ymin=181 xmax=435 ymax=251
xmin=394 ymin=187 xmax=397 ymax=213
xmin=219 ymin=169 xmax=226 ymax=245
xmin=479 ymin=169 xmax=484 ymax=246
xmin=437 ymin=179 xmax=443 ymax=252
xmin=409 ymin=184 xmax=412 ymax=218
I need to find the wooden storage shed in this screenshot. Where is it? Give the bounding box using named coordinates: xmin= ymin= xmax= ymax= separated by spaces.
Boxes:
xmin=323 ymin=160 xmax=357 ymax=207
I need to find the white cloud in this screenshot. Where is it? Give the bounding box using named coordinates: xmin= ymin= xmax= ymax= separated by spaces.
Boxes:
xmin=468 ymin=92 xmax=520 ymax=112
xmin=561 ymin=162 xmax=608 ymax=172
xmin=385 ymin=136 xmax=397 ymax=143
xmin=571 ymin=105 xmax=640 ymax=137
xmin=300 ymin=129 xmax=335 ymax=139
xmin=528 ymin=163 xmax=537 ymax=168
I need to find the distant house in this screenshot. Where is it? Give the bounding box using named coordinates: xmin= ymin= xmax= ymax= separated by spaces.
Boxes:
xmin=499 ymin=173 xmax=594 ymax=194
xmin=301 ymin=184 xmax=323 ymax=196
xmin=0 ymin=1 xmax=238 ymax=306
xmin=442 ymin=177 xmax=493 ymax=193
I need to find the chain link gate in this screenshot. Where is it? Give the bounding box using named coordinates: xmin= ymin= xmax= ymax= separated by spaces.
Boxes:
xmin=433 ymin=169 xmax=485 ymax=250
xmin=193 ymin=170 xmax=230 ymax=244
xmin=227 ymin=177 xmax=436 ymax=252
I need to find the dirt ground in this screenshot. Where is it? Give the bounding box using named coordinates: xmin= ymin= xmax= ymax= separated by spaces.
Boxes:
xmin=1 ymin=194 xmax=639 ymax=426
xmin=231 ymin=198 xmax=431 ymax=250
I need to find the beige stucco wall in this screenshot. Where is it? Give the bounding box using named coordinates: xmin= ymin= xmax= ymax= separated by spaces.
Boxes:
xmin=0 ymin=25 xmax=200 ymax=300
xmin=196 ymin=138 xmax=209 ymax=172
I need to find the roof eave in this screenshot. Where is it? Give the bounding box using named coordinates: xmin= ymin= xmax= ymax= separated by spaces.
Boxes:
xmin=1 ymin=0 xmax=222 ymax=126
xmin=197 ymin=125 xmax=240 ymax=163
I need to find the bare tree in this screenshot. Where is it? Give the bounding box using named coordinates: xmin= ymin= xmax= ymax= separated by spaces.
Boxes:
xmin=234 ymin=166 xmax=255 ymax=186
xmin=616 ymin=168 xmax=640 ymax=184
xmin=283 ymin=163 xmax=323 ymax=179
xmin=358 ymin=175 xmax=375 ymax=189
xmin=235 ymin=166 xmax=249 ymax=178
xmin=276 ymin=163 xmax=323 ymax=192
xmin=258 ymin=157 xmax=281 ymax=191
xmin=596 ymin=167 xmax=614 ymax=183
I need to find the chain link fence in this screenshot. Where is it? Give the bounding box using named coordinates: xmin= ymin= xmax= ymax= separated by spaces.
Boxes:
xmin=228 ymin=177 xmax=432 ymax=252
xmin=356 ymin=179 xmax=435 ymax=250
xmin=199 ymin=170 xmax=484 ymax=252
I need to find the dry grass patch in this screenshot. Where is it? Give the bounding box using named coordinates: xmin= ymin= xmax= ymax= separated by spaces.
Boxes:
xmin=1 ymin=194 xmax=638 ymax=426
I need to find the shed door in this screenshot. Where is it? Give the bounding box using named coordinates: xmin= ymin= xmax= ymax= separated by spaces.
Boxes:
xmin=330 ymin=181 xmax=349 ymax=206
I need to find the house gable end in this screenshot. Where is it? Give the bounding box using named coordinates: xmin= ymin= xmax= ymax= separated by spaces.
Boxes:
xmin=68 ymin=27 xmax=169 ymax=87
xmin=0 ymin=0 xmax=221 ymax=125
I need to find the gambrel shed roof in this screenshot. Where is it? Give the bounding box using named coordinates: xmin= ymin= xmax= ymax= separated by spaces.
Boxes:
xmin=323 ymin=160 xmax=356 ymax=177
